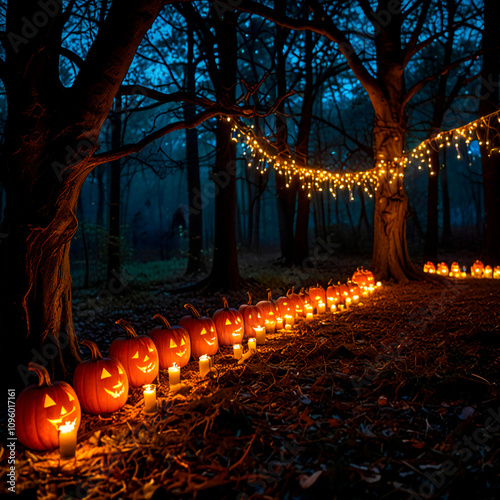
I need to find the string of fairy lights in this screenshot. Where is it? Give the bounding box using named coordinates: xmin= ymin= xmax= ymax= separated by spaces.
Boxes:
xmin=224 ymin=108 xmax=500 ymax=199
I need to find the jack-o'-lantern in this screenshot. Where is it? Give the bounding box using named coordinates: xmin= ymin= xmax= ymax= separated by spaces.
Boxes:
xmin=239 ymin=293 xmax=266 ymax=338
xmin=450 ymin=262 xmax=461 ymax=278
xmin=423 ymin=262 xmax=436 ymax=274
xmin=484 ymin=265 xmax=493 ymax=278
xmin=364 ymin=270 xmax=375 ymax=289
xmin=110 ymin=319 xmax=159 ymax=388
xmin=298 ymin=288 xmax=314 ymax=315
xmin=179 ymin=303 xmax=219 ymax=358
xmin=338 ymin=281 xmax=350 ymax=304
xmin=287 ymin=287 xmax=305 ymax=318
xmin=16 ymin=363 xmax=81 ymax=451
xmin=213 ymin=297 xmax=245 ymax=345
xmin=326 ymin=280 xmax=340 ymax=309
xmin=308 ymin=284 xmax=326 ymax=312
xmin=348 ymin=281 xmax=361 ymax=302
xmin=437 ymin=262 xmax=449 ymax=276
xmin=256 ymin=289 xmax=279 ymax=333
xmin=148 ymin=315 xmax=191 ymax=369
xmin=494 ymin=266 xmax=500 ymax=279
xmin=352 ymin=268 xmax=368 ymax=287
xmin=74 ymin=339 xmax=129 ymax=414
xmin=275 ymin=293 xmax=295 ymax=326
xmin=471 ymin=260 xmax=484 ymax=277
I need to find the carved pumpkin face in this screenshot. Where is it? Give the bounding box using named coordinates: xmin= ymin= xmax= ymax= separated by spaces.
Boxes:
xmin=352 ymin=268 xmax=368 ymax=287
xmin=275 ymin=296 xmax=295 ymax=326
xmin=256 ymin=290 xmax=279 ymax=333
xmin=74 ymin=339 xmax=129 ymax=414
xmin=214 ymin=297 xmax=245 ymax=345
xmin=423 ymin=262 xmax=436 ymax=273
xmin=471 ymin=260 xmax=484 ymax=276
xmin=287 ymin=289 xmax=305 ymax=318
xmin=239 ymin=293 xmax=266 ymax=338
xmin=110 ymin=319 xmax=159 ymax=388
xmin=16 ymin=363 xmax=82 ymax=451
xmin=308 ymin=284 xmax=326 ymax=312
xmin=437 ymin=262 xmax=449 ymax=276
xmin=148 ymin=315 xmax=191 ymax=369
xmin=326 ymin=283 xmax=340 ymax=308
xmin=179 ymin=304 xmax=219 ymax=359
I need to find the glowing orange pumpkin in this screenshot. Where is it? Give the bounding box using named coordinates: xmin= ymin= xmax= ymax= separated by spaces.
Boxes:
xmin=471 ymin=260 xmax=484 ymax=277
xmin=352 ymin=268 xmax=368 ymax=287
xmin=494 ymin=266 xmax=500 ymax=279
xmin=437 ymin=262 xmax=449 ymax=276
xmin=110 ymin=319 xmax=159 ymax=388
xmin=287 ymin=287 xmax=305 ymax=318
xmin=308 ymin=284 xmax=326 ymax=312
xmin=275 ymin=294 xmax=295 ymax=326
xmin=74 ymin=339 xmax=129 ymax=414
xmin=16 ymin=363 xmax=81 ymax=451
xmin=326 ymin=280 xmax=340 ymax=309
xmin=256 ymin=289 xmax=279 ymax=333
xmin=213 ymin=296 xmax=245 ymax=345
xmin=423 ymin=262 xmax=436 ymax=273
xmin=238 ymin=293 xmax=265 ymax=339
xmin=148 ymin=314 xmax=191 ymax=369
xmin=179 ymin=303 xmax=219 ymax=359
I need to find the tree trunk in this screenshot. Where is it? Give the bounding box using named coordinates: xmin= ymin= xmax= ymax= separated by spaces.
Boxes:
xmin=371 ymin=117 xmax=419 ymax=281
xmin=184 ymin=19 xmax=205 ymax=275
xmin=207 ymin=10 xmax=241 ymax=290
xmin=370 ymin=1 xmax=420 ymax=281
xmin=107 ymin=95 xmax=122 ymax=284
xmin=424 ymin=146 xmax=440 ymax=262
xmin=441 ymin=150 xmax=452 ymax=245
xmin=292 ymin=28 xmax=314 ymax=266
xmin=479 ymin=0 xmax=500 ymax=264
xmin=274 ymin=0 xmax=296 ymax=265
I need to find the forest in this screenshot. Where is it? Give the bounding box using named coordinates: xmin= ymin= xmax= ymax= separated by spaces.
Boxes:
xmin=0 ymin=0 xmax=499 ymax=499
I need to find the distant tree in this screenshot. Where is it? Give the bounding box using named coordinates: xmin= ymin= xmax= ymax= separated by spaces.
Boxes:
xmin=229 ymin=0 xmax=483 ymax=280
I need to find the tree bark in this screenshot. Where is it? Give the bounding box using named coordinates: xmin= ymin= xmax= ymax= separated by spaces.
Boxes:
xmin=107 ymin=94 xmax=122 ymax=283
xmin=184 ymin=19 xmax=205 ymax=275
xmin=292 ymin=29 xmax=314 ymax=266
xmin=206 ymin=10 xmax=241 ymax=290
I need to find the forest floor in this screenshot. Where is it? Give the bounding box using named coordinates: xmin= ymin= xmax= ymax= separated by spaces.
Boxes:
xmin=2 ymin=259 xmax=500 ymax=499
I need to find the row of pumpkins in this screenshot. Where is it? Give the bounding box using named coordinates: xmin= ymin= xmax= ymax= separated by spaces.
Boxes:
xmin=423 ymin=260 xmax=500 ymax=279
xmin=16 ymin=269 xmax=376 ymax=452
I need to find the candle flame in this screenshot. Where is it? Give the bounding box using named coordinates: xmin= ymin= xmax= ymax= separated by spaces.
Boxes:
xmin=59 ymin=419 xmax=76 ymax=433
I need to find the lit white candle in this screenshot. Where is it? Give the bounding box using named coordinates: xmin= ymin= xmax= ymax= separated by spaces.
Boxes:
xmin=248 ymin=337 xmax=257 ymax=351
xmin=284 ymin=314 xmax=294 ymax=327
xmin=199 ymin=355 xmax=210 ymax=377
xmin=317 ymin=301 xmax=326 ymax=314
xmin=338 ymin=304 xmax=345 ymax=311
xmin=143 ymin=384 xmax=157 ymax=413
xmin=168 ymin=363 xmax=180 ymax=386
xmin=306 ymin=312 xmax=314 ymax=320
xmin=275 ymin=317 xmax=283 ymax=330
xmin=233 ymin=343 xmax=242 ymax=359
xmin=254 ymin=326 xmax=266 ymax=345
xmin=284 ymin=324 xmax=292 ymax=330
xmin=345 ymin=297 xmax=352 ymax=309
xmin=330 ymin=304 xmax=337 ymax=313
xmin=59 ymin=420 xmax=77 ymax=459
